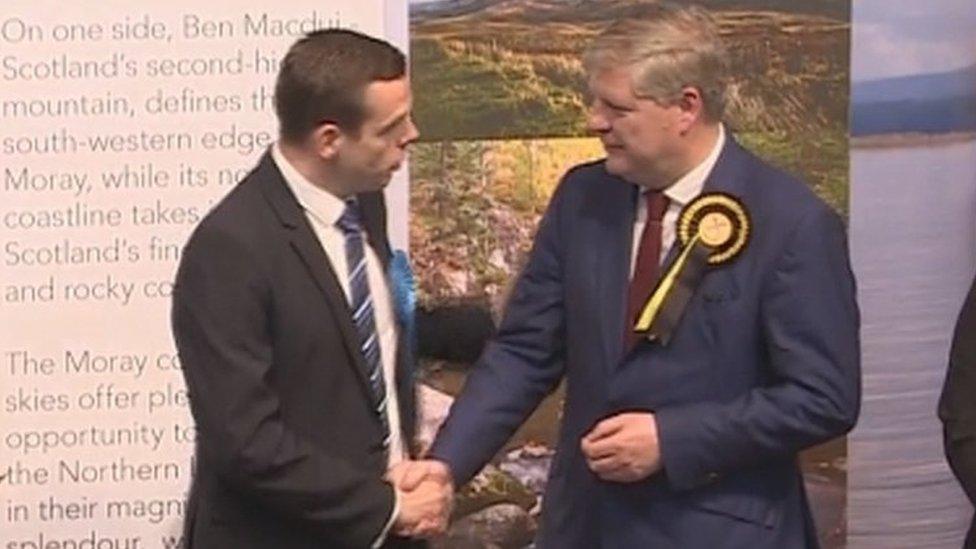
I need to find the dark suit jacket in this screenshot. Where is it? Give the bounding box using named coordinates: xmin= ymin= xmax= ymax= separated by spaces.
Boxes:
xmin=939 ymin=273 xmax=976 ymax=549
xmin=429 ymin=137 xmax=861 ymax=549
xmin=173 ymin=153 xmax=428 ymax=548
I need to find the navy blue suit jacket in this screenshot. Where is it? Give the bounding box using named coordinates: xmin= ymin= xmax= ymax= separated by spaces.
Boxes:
xmin=429 ymin=138 xmax=860 ymax=548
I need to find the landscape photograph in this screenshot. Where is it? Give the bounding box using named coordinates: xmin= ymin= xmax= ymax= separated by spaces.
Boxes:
xmin=408 ymin=2 xmax=852 ymax=547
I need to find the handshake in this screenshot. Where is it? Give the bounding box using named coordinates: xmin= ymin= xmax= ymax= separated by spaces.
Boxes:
xmin=387 ymin=459 xmax=455 ymax=539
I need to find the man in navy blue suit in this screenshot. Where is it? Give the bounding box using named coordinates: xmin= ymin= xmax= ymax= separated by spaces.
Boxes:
xmin=394 ymin=4 xmax=860 ymax=547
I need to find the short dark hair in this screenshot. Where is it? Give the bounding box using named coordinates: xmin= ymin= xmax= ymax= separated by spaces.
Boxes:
xmin=274 ymin=29 xmax=406 ymax=143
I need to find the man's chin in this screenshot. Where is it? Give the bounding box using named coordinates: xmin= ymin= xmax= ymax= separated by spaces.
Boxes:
xmin=349 ymin=177 xmax=391 ymax=195
xmin=372 ymin=174 xmax=395 ymax=191
xmin=603 ymin=156 xmax=628 ymax=176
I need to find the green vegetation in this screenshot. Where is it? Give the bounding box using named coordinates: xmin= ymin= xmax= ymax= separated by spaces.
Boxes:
xmin=412 ymin=39 xmax=586 ymax=140
xmin=409 ymin=2 xmax=852 ymax=307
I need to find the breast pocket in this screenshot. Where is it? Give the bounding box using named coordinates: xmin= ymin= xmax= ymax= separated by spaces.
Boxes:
xmin=699 ymin=267 xmax=740 ymax=304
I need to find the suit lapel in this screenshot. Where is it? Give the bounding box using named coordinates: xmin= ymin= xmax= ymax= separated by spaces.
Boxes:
xmin=254 ymin=153 xmax=376 ymax=406
xmin=701 ymin=136 xmax=749 ymax=197
xmin=694 ymin=137 xmax=751 ymax=301
xmin=655 ymin=138 xmax=747 ymax=278
xmin=619 ymin=137 xmax=751 ymax=356
xmin=655 ymin=137 xmax=750 ymax=313
xmin=592 ymin=175 xmax=639 ymax=369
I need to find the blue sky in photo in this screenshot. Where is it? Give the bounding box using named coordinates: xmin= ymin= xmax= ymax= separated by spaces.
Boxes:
xmin=853 ymin=0 xmax=976 ymax=82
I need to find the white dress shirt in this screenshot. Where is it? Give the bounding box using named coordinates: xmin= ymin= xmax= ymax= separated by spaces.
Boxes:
xmin=272 ymin=144 xmax=403 ymax=546
xmin=630 ymin=125 xmax=726 ymax=275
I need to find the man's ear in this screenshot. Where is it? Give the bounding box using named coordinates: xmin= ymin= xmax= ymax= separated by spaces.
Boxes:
xmin=675 ymin=85 xmax=706 ymax=134
xmin=311 ymin=122 xmax=343 ymax=160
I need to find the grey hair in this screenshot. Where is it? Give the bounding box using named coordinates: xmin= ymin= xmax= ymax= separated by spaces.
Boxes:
xmin=583 ymin=4 xmax=730 ymax=122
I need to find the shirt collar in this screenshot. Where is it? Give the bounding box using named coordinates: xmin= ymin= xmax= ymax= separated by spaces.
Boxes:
xmin=272 ymin=142 xmax=348 ymax=228
xmin=657 ymin=124 xmax=726 ymax=209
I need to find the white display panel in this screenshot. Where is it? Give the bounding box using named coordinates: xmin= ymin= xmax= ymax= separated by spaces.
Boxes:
xmin=0 ymin=2 xmax=402 ymax=546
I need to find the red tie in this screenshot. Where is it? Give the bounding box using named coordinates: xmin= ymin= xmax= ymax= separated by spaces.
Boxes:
xmin=625 ymin=191 xmax=670 ymax=350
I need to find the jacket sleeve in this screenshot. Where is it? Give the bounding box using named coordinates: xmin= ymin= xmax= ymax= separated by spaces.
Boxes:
xmin=427 ymin=178 xmax=572 ymax=485
xmin=939 ymin=273 xmax=976 ymax=504
xmin=172 ymin=224 xmax=394 ymax=547
xmin=656 ymin=204 xmax=861 ymax=490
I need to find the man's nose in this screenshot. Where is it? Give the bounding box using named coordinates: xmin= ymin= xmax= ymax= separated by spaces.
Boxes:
xmin=586 ymin=105 xmax=610 ymax=133
xmin=400 ymin=118 xmax=420 ymax=148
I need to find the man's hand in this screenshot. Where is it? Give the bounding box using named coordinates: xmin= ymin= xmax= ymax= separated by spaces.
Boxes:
xmin=387 ymin=460 xmax=454 ymax=538
xmin=581 ymin=412 xmax=661 ymax=483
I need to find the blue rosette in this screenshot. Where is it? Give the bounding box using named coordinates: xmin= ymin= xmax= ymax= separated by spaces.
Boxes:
xmin=388 ymin=249 xmax=417 ymax=360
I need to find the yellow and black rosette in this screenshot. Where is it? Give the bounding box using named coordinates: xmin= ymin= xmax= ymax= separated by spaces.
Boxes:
xmin=634 ymin=192 xmax=750 ymax=345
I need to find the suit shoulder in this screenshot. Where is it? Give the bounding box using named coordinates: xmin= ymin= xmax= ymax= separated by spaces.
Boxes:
xmin=564 ymin=158 xmax=607 ymax=178
xmin=182 ymin=172 xmax=272 ymax=256
xmin=561 ymin=159 xmax=610 ymax=188
xmin=739 ymin=148 xmax=840 ymax=228
xmin=556 ymin=159 xmax=631 ymax=199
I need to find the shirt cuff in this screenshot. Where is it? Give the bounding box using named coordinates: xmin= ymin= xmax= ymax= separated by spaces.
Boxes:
xmin=372 ymin=485 xmax=400 ymax=548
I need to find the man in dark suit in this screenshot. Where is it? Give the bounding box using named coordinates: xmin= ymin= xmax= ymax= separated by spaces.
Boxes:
xmin=940 ymin=274 xmax=976 ymax=548
xmin=398 ymin=5 xmax=860 ymax=548
xmin=172 ymin=29 xmax=460 ymax=548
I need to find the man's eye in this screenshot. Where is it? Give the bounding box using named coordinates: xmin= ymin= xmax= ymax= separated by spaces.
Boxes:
xmin=590 ymin=98 xmax=628 ymax=115
xmin=381 ymin=118 xmax=408 ymax=136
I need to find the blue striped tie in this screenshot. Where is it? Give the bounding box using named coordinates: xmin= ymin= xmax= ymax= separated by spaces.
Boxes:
xmin=336 ymin=200 xmax=391 ymax=450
